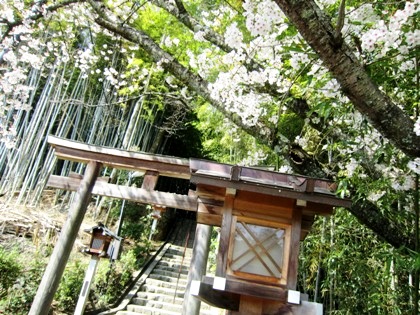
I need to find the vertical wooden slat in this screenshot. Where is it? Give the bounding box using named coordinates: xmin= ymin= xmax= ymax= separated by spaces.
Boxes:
xmin=142 ymin=170 xmax=159 ymax=190
xmin=216 ymin=188 xmax=236 ymax=278
xmin=287 ymin=204 xmax=303 ymax=290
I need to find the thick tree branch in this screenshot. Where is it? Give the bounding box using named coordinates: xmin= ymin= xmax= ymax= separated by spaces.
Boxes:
xmin=273 ymin=0 xmax=420 ymax=158
xmin=350 ymin=199 xmax=413 ymax=250
xmin=153 ymin=0 xmax=232 ymax=53
xmin=291 ymin=146 xmax=413 ymax=250
xmin=87 ymin=0 xmax=275 ymax=148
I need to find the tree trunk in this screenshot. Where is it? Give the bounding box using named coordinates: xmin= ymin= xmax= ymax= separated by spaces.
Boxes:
xmin=272 ymin=0 xmax=420 ymax=158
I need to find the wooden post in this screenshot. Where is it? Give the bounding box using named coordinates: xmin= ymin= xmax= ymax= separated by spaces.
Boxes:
xmin=287 ymin=205 xmax=302 ymax=290
xmin=182 ymin=223 xmax=212 ymax=315
xmin=235 ymin=296 xmax=263 ymax=315
xmin=29 ymin=161 xmax=101 ymax=315
xmin=74 ymin=255 xmax=100 ymax=315
xmin=216 ymin=188 xmax=236 ymax=278
xmin=142 ymin=170 xmax=159 ymax=191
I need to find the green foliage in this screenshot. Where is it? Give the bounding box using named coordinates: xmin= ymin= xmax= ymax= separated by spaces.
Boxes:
xmin=109 ymin=198 xmax=154 ymax=263
xmin=207 ymin=227 xmax=220 ymax=274
xmin=277 ymin=112 xmax=304 ymax=141
xmin=112 ymin=202 xmax=152 ymax=240
xmin=0 ymin=254 xmax=45 ymax=315
xmin=90 ymin=250 xmax=137 ymax=308
xmin=54 ymin=259 xmax=87 ymax=313
xmin=300 ymin=209 xmax=414 ymax=314
xmin=0 ymin=243 xmax=140 ymax=314
xmin=194 ymin=103 xmax=277 ymax=166
xmin=164 ymin=110 xmax=204 ymax=159
xmin=0 ymin=247 xmax=21 ymax=299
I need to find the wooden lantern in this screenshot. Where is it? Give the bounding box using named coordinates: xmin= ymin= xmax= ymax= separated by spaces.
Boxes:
xmin=189 ymin=159 xmax=351 ymax=315
xmin=84 ymin=224 xmax=122 ymax=259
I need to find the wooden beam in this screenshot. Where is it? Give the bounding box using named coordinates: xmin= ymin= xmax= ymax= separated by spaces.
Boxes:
xmin=183 ymin=224 xmax=212 ymax=315
xmin=234 ymin=190 xmax=295 ymax=219
xmin=197 ymin=212 xmax=221 ymax=226
xmin=47 ymin=175 xmax=197 ymax=211
xmin=216 ymin=189 xmax=235 ymax=278
xmin=191 ymin=281 xmax=240 ymax=311
xmin=202 ymin=276 xmax=287 ymax=302
xmin=195 ymin=184 xmax=226 ymax=201
xmin=142 ymin=170 xmax=159 ymax=191
xmin=237 ymin=296 xmax=263 ymax=315
xmin=48 ymin=136 xmax=190 ymax=179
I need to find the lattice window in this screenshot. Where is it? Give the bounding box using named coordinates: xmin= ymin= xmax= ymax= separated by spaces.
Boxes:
xmin=91 ymin=238 xmax=104 ymax=250
xmin=230 ymin=221 xmax=286 ymax=280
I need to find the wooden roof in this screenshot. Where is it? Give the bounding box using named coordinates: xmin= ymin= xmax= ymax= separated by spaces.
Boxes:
xmin=190 ymin=159 xmax=350 ymax=208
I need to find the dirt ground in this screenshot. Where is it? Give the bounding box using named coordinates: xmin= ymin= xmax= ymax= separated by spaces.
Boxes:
xmin=0 ymin=190 xmax=101 ymax=255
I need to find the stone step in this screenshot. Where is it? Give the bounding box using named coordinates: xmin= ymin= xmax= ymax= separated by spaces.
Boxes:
xmin=154 ymin=264 xmax=189 ymax=274
xmin=127 ymin=300 xmax=182 ymax=314
xmin=128 ymin=298 xmax=182 ymax=312
xmin=162 ymin=252 xmax=192 ymax=261
xmin=117 ymin=305 xmax=179 ymax=315
xmin=158 ymin=258 xmax=189 ymax=269
xmin=166 ymin=247 xmax=193 ymax=256
xmin=139 ymin=283 xmax=185 ymax=298
xmin=155 ymin=261 xmax=190 ymax=272
xmin=169 ymin=243 xmax=193 ymax=249
xmin=135 ymin=292 xmax=184 ymax=305
xmin=116 ymin=305 xmax=222 ymax=315
xmin=133 ymin=292 xmax=223 ymax=315
xmin=151 ymin=268 xmax=189 ymax=279
xmin=143 ymin=279 xmax=186 ymax=292
xmin=115 ymin=220 xmax=220 ymax=315
xmin=147 ymin=273 xmax=188 ymax=286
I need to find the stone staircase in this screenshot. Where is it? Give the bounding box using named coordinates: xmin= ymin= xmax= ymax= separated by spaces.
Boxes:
xmin=110 ymin=218 xmax=221 ymax=315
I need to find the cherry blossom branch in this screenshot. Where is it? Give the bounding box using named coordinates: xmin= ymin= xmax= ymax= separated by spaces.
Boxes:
xmin=1 ymin=0 xmax=86 ymax=42
xmin=87 ymin=0 xmax=276 ymax=148
xmin=273 ymin=0 xmax=420 ymax=158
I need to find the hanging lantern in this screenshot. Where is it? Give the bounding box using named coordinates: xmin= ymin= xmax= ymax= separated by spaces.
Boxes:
xmin=83 ymin=224 xmax=122 ymax=258
xmin=151 ymin=205 xmax=166 ymax=219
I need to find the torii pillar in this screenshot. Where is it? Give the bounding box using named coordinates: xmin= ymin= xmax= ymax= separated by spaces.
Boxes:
xmin=29 ymin=161 xmax=101 ymax=315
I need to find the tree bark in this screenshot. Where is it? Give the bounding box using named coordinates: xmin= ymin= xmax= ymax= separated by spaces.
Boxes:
xmin=272 ymin=0 xmax=420 ymax=158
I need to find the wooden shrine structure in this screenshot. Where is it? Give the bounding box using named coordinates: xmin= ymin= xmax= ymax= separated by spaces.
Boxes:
xmin=29 ymin=136 xmax=351 ymax=315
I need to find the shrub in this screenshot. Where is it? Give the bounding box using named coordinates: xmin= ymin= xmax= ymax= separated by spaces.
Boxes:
xmin=90 ymin=250 xmax=137 ymax=308
xmin=0 ymin=247 xmax=21 ymax=299
xmin=1 ymin=255 xmax=45 ymax=315
xmin=54 ymin=259 xmax=87 ymax=313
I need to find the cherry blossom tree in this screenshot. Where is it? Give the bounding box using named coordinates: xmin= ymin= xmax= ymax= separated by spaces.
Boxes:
xmin=1 ymin=1 xmax=419 ymax=312
xmin=1 ymin=0 xmax=418 ymax=249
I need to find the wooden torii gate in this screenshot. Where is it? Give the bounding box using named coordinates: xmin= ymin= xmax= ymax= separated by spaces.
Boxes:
xmin=29 ymin=136 xmax=351 ymax=315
